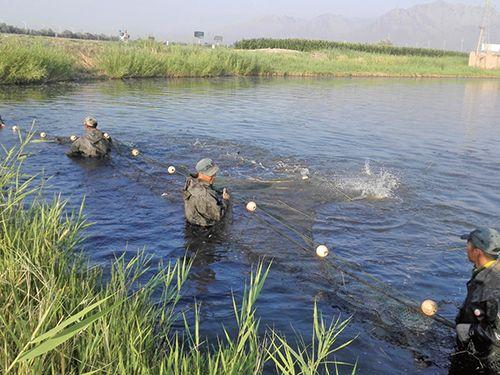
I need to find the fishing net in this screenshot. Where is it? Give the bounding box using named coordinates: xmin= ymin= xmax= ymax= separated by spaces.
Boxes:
xmin=11 ymin=128 xmax=456 ymax=367
xmin=100 ymin=135 xmax=458 ymax=362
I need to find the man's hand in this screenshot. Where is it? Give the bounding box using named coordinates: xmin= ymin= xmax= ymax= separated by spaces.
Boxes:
xmin=222 ymin=188 xmax=230 ymax=200
xmin=456 ymin=324 xmax=471 ymax=344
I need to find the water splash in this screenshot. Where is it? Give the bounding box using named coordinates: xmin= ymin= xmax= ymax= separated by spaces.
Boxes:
xmin=300 ymin=168 xmax=310 ymax=180
xmin=340 ymin=166 xmax=400 ymax=200
xmin=364 ymin=159 xmax=373 ymax=176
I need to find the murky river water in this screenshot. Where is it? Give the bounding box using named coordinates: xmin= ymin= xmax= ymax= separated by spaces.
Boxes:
xmin=1 ymin=78 xmax=499 ymax=374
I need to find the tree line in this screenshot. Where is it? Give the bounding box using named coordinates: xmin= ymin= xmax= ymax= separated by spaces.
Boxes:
xmin=0 ymin=22 xmax=118 ymax=41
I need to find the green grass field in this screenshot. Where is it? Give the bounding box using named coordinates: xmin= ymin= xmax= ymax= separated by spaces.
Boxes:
xmin=0 ymin=134 xmax=356 ymax=374
xmin=0 ymin=34 xmax=499 ymax=85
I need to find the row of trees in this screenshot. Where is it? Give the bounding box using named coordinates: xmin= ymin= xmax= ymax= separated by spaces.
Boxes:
xmin=0 ymin=22 xmax=118 ymax=41
xmin=234 ymin=38 xmax=466 ymax=58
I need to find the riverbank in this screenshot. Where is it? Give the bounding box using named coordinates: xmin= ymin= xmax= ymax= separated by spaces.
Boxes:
xmin=1 ymin=34 xmax=499 ymax=84
xmin=0 ymin=136 xmax=355 ymax=373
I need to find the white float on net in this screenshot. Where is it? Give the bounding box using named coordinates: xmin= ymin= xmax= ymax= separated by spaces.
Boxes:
xmin=246 ymin=201 xmax=257 ymax=212
xmin=70 ymin=135 xmax=77 ymax=142
xmin=316 ymin=245 xmax=329 ymax=258
xmin=421 ymin=299 xmax=438 ymax=316
xmin=167 ymin=166 xmax=176 ymax=174
xmin=131 ymin=148 xmax=140 ymax=157
xmin=40 ymin=132 xmax=47 ymax=139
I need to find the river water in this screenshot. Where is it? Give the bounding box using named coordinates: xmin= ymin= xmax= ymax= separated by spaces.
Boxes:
xmin=1 ymin=78 xmax=499 ymax=374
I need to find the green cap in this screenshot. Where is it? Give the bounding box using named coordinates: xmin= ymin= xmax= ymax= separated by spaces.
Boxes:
xmin=83 ymin=117 xmax=98 ymax=128
xmin=196 ymin=158 xmax=219 ymax=177
xmin=461 ymin=227 xmax=500 ymax=258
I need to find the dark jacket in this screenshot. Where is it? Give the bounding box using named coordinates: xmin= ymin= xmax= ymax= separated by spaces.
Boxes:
xmin=455 ymin=260 xmax=500 ymax=371
xmin=183 ymin=175 xmax=228 ymax=227
xmin=67 ymin=128 xmax=111 ymax=158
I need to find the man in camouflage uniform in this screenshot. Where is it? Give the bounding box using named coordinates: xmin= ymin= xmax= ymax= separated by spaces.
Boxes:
xmin=450 ymin=227 xmax=500 ymax=374
xmin=67 ymin=117 xmax=111 ymax=158
xmin=183 ymin=158 xmax=230 ymax=227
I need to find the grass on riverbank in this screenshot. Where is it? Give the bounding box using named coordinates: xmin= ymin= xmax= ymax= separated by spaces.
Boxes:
xmin=96 ymin=41 xmax=270 ymax=78
xmin=0 ymin=38 xmax=77 ymax=84
xmin=0 ymin=135 xmax=356 ymax=374
xmin=1 ymin=34 xmax=499 ymax=84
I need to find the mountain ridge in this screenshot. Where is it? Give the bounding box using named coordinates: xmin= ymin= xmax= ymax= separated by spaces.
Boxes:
xmin=219 ymin=1 xmax=500 ymax=51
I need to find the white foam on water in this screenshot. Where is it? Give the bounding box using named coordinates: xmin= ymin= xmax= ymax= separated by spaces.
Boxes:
xmin=340 ymin=165 xmax=400 ymax=200
xmin=225 ymin=151 xmax=269 ymax=170
xmin=275 ymin=160 xmax=311 ymax=179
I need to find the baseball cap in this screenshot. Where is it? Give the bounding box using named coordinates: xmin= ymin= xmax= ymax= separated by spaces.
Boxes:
xmin=196 ymin=158 xmax=219 ymax=177
xmin=461 ymin=227 xmax=500 ymax=258
xmin=83 ymin=117 xmax=98 ymax=128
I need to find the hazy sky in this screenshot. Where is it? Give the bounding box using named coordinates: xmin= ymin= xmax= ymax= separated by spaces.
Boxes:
xmin=0 ymin=0 xmax=489 ymax=37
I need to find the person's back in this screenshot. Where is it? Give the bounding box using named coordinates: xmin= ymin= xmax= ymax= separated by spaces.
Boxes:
xmin=451 ymin=228 xmax=500 ymax=374
xmin=67 ymin=117 xmax=111 ymax=158
xmin=454 ymin=261 xmax=500 ymax=372
xmin=183 ymin=158 xmax=229 ymax=227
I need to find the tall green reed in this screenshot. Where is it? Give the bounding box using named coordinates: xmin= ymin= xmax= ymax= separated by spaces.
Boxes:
xmin=96 ymin=42 xmax=273 ymax=78
xmin=0 ymin=38 xmax=77 ymax=84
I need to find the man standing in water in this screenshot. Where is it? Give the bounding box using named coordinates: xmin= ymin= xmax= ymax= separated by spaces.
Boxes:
xmin=67 ymin=117 xmax=111 ymax=158
xmin=450 ymin=227 xmax=500 ymax=374
xmin=183 ymin=158 xmax=230 ymax=227
xmin=0 ymin=115 xmax=5 ymax=128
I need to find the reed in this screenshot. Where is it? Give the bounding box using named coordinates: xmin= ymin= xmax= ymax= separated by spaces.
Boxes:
xmin=2 ymin=35 xmax=500 ymax=84
xmin=95 ymin=42 xmax=272 ymax=78
xmin=1 ymin=35 xmax=499 ymax=84
xmin=0 ymin=37 xmax=77 ymax=84
xmin=0 ymin=134 xmax=356 ymax=374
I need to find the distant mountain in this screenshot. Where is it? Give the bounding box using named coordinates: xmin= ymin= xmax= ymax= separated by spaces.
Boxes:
xmin=221 ymin=1 xmax=500 ymax=51
xmin=357 ymin=1 xmax=500 ymax=50
xmin=220 ymin=14 xmax=368 ymax=42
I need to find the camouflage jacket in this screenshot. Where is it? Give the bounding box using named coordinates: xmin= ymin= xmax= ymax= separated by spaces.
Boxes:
xmin=67 ymin=128 xmax=111 ymax=158
xmin=183 ymin=175 xmax=228 ymax=227
xmin=456 ymin=260 xmax=500 ymax=368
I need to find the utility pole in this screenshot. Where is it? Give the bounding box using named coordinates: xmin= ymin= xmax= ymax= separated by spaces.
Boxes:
xmin=476 ymin=0 xmax=492 ymax=53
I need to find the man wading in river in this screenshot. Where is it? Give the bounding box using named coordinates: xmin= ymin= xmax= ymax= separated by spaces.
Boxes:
xmin=450 ymin=227 xmax=500 ymax=374
xmin=67 ymin=117 xmax=111 ymax=158
xmin=0 ymin=115 xmax=5 ymax=128
xmin=183 ymin=158 xmax=230 ymax=227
